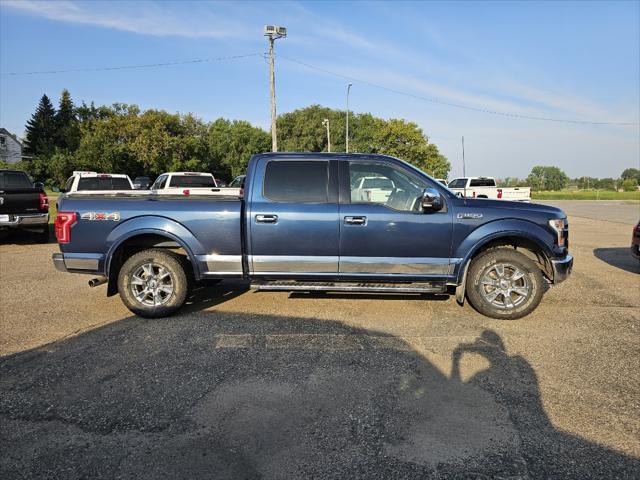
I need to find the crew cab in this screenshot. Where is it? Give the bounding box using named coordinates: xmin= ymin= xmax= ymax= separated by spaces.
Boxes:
xmin=150 ymin=172 xmax=229 ymax=196
xmin=448 ymin=177 xmax=531 ymax=202
xmin=63 ymin=172 xmax=134 ymax=193
xmin=52 ymin=153 xmax=572 ymax=320
xmin=0 ymin=169 xmax=49 ymax=242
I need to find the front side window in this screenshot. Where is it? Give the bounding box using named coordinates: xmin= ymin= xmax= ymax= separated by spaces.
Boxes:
xmin=349 ymin=162 xmax=427 ymax=212
xmin=264 ymin=161 xmax=328 ymax=203
xmin=152 ymin=175 xmax=167 ymax=189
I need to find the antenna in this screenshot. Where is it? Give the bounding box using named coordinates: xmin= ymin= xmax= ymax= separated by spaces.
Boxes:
xmin=462 ymin=136 xmax=467 ymax=198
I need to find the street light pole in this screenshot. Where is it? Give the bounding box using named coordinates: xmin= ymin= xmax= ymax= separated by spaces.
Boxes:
xmin=264 ymin=25 xmax=287 ymax=152
xmin=322 ymin=118 xmax=331 ymax=153
xmin=346 ymin=83 xmax=352 ymax=153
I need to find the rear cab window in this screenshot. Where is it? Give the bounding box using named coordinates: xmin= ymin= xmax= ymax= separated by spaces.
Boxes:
xmin=263 ymin=161 xmax=329 ymax=203
xmin=169 ymin=175 xmax=216 ymax=188
xmin=77 ymin=177 xmax=132 ymax=190
xmin=0 ymin=171 xmax=32 ymax=188
xmin=469 ymin=178 xmax=496 ymax=187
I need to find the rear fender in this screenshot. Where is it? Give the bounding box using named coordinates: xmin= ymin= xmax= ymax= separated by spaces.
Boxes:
xmin=105 ymin=216 xmax=204 ymax=280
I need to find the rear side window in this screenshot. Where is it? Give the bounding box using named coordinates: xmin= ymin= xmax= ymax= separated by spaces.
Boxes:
xmin=169 ymin=175 xmax=216 ymax=188
xmin=469 ymin=178 xmax=495 ymax=187
xmin=264 ymin=161 xmax=328 ymax=203
xmin=0 ymin=171 xmax=32 ymax=188
xmin=77 ymin=177 xmax=132 ymax=190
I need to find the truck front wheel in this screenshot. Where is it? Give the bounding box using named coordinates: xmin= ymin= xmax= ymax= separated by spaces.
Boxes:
xmin=466 ymin=248 xmax=544 ymax=320
xmin=117 ymin=249 xmax=189 ymax=318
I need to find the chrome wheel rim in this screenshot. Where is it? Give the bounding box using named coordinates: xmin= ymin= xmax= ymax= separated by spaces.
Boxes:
xmin=130 ymin=262 xmax=174 ymax=307
xmin=480 ymin=262 xmax=530 ymax=309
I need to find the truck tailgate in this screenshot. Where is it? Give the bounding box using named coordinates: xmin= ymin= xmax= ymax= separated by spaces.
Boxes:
xmin=0 ymin=188 xmax=42 ymax=215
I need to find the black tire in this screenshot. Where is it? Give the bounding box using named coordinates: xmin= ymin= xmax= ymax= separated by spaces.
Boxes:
xmin=117 ymin=249 xmax=189 ymax=318
xmin=466 ymin=248 xmax=544 ymax=320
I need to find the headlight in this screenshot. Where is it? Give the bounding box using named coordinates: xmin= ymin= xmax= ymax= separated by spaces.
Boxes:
xmin=548 ymin=218 xmax=566 ymax=247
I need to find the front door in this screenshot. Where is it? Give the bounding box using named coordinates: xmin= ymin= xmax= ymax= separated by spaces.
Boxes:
xmin=249 ymin=158 xmax=340 ymax=276
xmin=339 ymin=160 xmax=453 ymax=277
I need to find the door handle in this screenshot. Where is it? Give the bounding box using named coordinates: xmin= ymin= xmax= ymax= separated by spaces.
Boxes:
xmin=344 ymin=216 xmax=367 ymax=225
xmin=256 ymin=214 xmax=278 ymax=224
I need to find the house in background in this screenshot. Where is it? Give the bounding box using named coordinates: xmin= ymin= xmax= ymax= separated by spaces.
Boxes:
xmin=0 ymin=128 xmax=25 ymax=164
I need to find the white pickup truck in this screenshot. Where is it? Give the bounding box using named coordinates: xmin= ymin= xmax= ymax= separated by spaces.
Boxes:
xmin=448 ymin=177 xmax=531 ymax=202
xmin=150 ymin=172 xmax=240 ymax=196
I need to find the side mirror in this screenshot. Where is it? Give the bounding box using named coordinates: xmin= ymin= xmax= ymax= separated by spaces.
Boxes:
xmin=34 ymin=182 xmax=44 ymax=189
xmin=422 ymin=188 xmax=444 ymax=212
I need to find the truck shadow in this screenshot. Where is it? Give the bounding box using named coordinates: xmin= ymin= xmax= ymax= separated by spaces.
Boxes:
xmin=0 ymin=315 xmax=637 ymax=479
xmin=593 ymin=247 xmax=640 ymax=274
xmin=0 ymin=224 xmax=56 ymax=245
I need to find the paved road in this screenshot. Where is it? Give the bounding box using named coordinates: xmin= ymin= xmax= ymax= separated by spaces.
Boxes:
xmin=1 ymin=213 xmax=639 ymax=479
xmin=538 ymin=200 xmax=639 ymax=225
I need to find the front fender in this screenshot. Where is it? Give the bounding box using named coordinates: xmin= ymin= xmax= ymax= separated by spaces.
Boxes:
xmin=104 ymin=215 xmax=204 ymax=277
xmin=453 ymin=219 xmax=556 ymax=282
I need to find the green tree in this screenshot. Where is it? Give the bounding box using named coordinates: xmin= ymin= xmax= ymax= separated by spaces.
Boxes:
xmin=276 ymin=105 xmax=450 ymax=178
xmin=54 ymin=89 xmax=80 ymax=151
xmin=208 ymin=119 xmax=270 ymax=179
xmin=24 ymin=94 xmax=56 ymax=157
xmin=622 ymin=178 xmax=638 ymax=192
xmin=620 ymin=168 xmax=640 ymax=183
xmin=527 ymin=166 xmax=569 ymax=191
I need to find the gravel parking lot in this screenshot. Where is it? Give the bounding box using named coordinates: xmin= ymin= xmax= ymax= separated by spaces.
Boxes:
xmin=1 ymin=201 xmax=639 ymax=479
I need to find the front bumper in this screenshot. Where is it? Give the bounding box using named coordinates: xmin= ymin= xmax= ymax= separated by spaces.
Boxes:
xmin=551 ymin=254 xmax=573 ymax=284
xmin=0 ymin=212 xmax=48 ymax=227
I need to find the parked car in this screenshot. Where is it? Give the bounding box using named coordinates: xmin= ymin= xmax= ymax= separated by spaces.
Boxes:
xmin=632 ymin=221 xmax=640 ymax=260
xmin=150 ymin=172 xmax=228 ymax=195
xmin=63 ymin=172 xmax=134 ymax=193
xmin=53 ymin=153 xmax=572 ymax=320
xmin=448 ymin=177 xmax=531 ymax=202
xmin=0 ymin=169 xmax=49 ymax=242
xmin=132 ymin=176 xmax=152 ymax=190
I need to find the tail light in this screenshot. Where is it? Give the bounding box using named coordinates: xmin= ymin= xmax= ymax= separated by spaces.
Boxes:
xmin=182 ymin=189 xmax=190 ymax=195
xmin=39 ymin=193 xmax=49 ymax=210
xmin=54 ymin=212 xmax=77 ymax=244
xmin=497 ymin=188 xmax=503 ymax=199
xmin=239 ymin=187 xmax=244 ymax=198
xmin=472 ymin=191 xmax=476 ymax=198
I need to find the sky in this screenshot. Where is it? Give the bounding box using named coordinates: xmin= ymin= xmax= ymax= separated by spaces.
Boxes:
xmin=0 ymin=0 xmax=638 ymax=179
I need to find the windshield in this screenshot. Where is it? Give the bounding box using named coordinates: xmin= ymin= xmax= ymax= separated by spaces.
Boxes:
xmin=169 ymin=175 xmax=216 ymax=188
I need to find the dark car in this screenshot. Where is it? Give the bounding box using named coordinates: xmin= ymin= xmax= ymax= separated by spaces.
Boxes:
xmin=632 ymin=221 xmax=640 ymax=260
xmin=132 ymin=176 xmax=152 ymax=190
xmin=0 ymin=169 xmax=49 ymax=242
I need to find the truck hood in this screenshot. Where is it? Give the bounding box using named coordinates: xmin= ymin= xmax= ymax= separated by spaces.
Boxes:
xmin=463 ymin=198 xmax=566 ymax=218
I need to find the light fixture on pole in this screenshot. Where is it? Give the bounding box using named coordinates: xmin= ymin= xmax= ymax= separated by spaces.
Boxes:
xmin=346 ymin=83 xmax=353 ymax=153
xmin=264 ymin=25 xmax=287 ymax=152
xmin=322 ymin=118 xmax=331 ymax=153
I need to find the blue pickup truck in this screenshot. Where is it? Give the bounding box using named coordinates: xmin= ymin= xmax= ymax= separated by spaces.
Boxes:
xmin=53 ymin=153 xmax=572 ymax=319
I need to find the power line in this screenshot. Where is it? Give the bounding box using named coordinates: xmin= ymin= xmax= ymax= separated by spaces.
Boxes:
xmin=278 ymin=55 xmax=639 ymax=127
xmin=3 ymin=53 xmax=263 ymax=76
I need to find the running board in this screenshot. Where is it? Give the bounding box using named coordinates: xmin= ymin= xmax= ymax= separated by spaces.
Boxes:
xmin=251 ymin=281 xmax=447 ymax=294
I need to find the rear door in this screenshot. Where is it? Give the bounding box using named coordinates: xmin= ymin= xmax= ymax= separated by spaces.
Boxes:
xmin=339 ymin=160 xmax=453 ymax=278
xmin=249 ymin=157 xmax=340 ymax=276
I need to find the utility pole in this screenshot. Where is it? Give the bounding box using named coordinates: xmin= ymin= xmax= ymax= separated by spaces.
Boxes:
xmin=462 ymin=135 xmax=466 ymax=197
xmin=322 ymin=118 xmax=331 ymax=153
xmin=346 ymin=83 xmax=352 ymax=152
xmin=264 ymin=25 xmax=287 ymax=152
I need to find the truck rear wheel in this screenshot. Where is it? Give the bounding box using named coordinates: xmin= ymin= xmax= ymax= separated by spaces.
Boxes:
xmin=117 ymin=249 xmax=189 ymax=318
xmin=466 ymin=248 xmax=544 ymax=320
